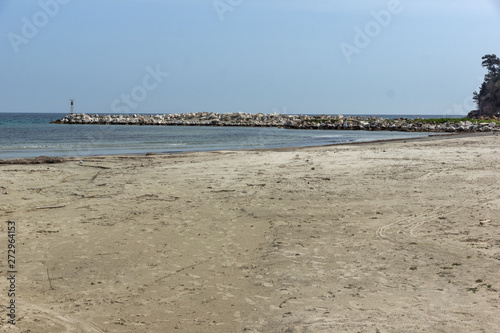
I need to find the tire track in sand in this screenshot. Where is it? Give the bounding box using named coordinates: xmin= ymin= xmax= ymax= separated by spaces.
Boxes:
xmin=17 ymin=301 xmax=105 ymax=332
xmin=377 ymin=187 xmax=498 ymax=240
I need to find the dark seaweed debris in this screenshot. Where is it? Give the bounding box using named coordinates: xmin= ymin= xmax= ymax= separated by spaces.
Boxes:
xmin=0 ymin=156 xmax=65 ymax=165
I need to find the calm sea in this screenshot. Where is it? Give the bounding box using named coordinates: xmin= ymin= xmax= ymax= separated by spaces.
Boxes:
xmin=0 ymin=113 xmax=446 ymax=159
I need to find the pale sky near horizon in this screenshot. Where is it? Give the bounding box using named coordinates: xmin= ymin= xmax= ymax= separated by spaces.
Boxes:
xmin=1 ymin=0 xmax=499 ymax=115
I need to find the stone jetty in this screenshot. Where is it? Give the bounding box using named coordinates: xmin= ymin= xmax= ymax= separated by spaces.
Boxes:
xmin=51 ymin=113 xmax=500 ymax=133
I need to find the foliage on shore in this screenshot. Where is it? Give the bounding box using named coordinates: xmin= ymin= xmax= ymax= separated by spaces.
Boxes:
xmin=413 ymin=118 xmax=500 ymax=125
xmin=310 ymin=117 xmax=500 ymax=125
xmin=469 ymin=54 xmax=500 ymax=119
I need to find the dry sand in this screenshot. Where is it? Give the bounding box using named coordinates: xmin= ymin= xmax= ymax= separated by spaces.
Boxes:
xmin=1 ymin=133 xmax=499 ymax=332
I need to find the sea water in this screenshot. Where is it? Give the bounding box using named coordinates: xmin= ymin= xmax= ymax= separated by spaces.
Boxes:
xmin=0 ymin=113 xmax=443 ymax=159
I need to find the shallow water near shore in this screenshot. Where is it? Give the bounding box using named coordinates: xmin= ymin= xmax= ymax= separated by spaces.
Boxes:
xmin=0 ymin=113 xmax=441 ymax=159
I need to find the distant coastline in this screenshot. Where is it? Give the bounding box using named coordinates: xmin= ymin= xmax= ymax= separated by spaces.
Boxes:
xmin=52 ymin=112 xmax=500 ymax=133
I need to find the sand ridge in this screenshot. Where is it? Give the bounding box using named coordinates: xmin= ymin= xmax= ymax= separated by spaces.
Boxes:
xmin=0 ymin=133 xmax=499 ymax=332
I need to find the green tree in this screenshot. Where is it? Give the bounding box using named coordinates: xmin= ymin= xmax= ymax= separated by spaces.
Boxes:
xmin=471 ymin=54 xmax=500 ymax=118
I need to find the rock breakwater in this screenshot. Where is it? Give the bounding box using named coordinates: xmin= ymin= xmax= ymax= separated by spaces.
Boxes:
xmin=51 ymin=113 xmax=500 ymax=133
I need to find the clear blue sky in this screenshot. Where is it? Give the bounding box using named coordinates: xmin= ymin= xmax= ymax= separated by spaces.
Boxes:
xmin=1 ymin=0 xmax=499 ymax=115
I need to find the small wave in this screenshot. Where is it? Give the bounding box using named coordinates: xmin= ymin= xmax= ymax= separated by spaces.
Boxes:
xmin=156 ymin=143 xmax=187 ymax=146
xmin=0 ymin=144 xmax=69 ymax=150
xmin=312 ymin=135 xmax=342 ymax=139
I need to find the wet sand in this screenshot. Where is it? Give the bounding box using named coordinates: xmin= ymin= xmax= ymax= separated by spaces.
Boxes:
xmin=1 ymin=133 xmax=499 ymax=332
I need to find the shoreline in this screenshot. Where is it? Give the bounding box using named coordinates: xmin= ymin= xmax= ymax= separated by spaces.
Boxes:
xmin=1 ymin=132 xmax=486 ymax=164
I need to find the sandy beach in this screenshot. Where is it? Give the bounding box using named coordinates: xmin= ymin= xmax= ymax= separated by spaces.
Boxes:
xmin=1 ymin=133 xmax=499 ymax=332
